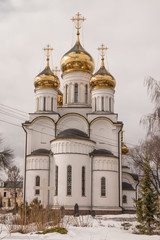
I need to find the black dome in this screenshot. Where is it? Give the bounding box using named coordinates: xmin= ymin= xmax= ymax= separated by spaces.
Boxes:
xmin=31 ymin=149 xmax=50 ymax=155
xmin=56 ymin=128 xmax=89 ymax=140
xmin=90 ymin=149 xmax=114 ymax=157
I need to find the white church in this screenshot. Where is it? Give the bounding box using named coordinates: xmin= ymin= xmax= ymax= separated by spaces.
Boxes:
xmin=22 ymin=13 xmax=138 ymax=214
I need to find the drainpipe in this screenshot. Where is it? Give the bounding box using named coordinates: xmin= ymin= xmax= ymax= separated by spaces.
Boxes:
xmin=118 ymin=125 xmax=123 ymax=208
xmin=90 ymin=154 xmax=93 ymax=212
xmin=48 ymin=152 xmax=51 ymax=207
xmin=22 ymin=125 xmax=27 ymax=204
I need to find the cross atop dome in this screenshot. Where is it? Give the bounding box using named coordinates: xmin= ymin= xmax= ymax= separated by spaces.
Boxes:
xmin=53 ymin=66 xmax=60 ymax=76
xmin=43 ymin=44 xmax=53 ymax=67
xmin=71 ymin=12 xmax=86 ymax=42
xmin=98 ymin=44 xmax=108 ymax=67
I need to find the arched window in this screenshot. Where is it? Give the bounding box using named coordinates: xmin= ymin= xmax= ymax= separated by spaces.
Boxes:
xmin=101 ymin=177 xmax=106 ymax=197
xmin=74 ymin=84 xmax=78 ymax=103
xmin=67 ymin=165 xmax=72 ymax=196
xmin=82 ymin=166 xmax=85 ymax=196
xmin=102 ymin=97 xmax=104 ymax=111
xmin=123 ymin=195 xmax=127 ymax=203
xmin=55 ymin=165 xmax=58 ymax=196
xmin=36 ymin=176 xmax=40 ymax=186
xmin=51 ymin=97 xmax=53 ymax=111
xmin=37 ymin=98 xmax=39 ymax=111
xmin=95 ymin=98 xmax=97 ymax=111
xmin=85 ymin=85 xmax=88 ymax=104
xmin=43 ymin=97 xmax=46 ymax=111
xmin=66 ymin=85 xmax=68 ymax=104
xmin=109 ymin=97 xmax=111 ymax=112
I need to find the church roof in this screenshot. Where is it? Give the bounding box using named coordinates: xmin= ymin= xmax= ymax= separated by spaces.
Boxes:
xmin=129 ymin=173 xmax=139 ymax=181
xmin=90 ymin=149 xmax=115 ymax=157
xmin=31 ymin=149 xmax=51 ymax=155
xmin=56 ymin=128 xmax=89 ymax=140
xmin=123 ymin=172 xmax=139 ymax=181
xmin=122 ymin=182 xmax=135 ymax=191
xmin=0 ymin=181 xmax=23 ymax=188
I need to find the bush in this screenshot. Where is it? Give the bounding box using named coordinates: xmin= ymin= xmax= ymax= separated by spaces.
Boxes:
xmin=38 ymin=226 xmax=68 ymax=234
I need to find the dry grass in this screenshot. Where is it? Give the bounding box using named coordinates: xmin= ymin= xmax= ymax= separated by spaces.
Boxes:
xmin=0 ymin=198 xmax=65 ymax=234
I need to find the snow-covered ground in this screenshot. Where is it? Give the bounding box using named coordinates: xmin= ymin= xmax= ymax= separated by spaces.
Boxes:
xmin=0 ymin=214 xmax=159 ymax=240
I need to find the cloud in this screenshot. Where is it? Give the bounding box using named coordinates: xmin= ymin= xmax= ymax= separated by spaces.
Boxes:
xmin=0 ymin=0 xmax=160 ymax=174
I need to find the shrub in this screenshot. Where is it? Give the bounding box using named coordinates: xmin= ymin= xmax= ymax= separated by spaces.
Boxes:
xmin=38 ymin=226 xmax=68 ymax=234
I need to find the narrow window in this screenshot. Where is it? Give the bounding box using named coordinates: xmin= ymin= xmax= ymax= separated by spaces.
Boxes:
xmin=109 ymin=98 xmax=111 ymax=112
xmin=102 ymin=97 xmax=104 ymax=111
xmin=123 ymin=195 xmax=127 ymax=203
xmin=66 ymin=85 xmax=68 ymax=104
xmin=35 ymin=189 xmax=40 ymax=195
xmin=85 ymin=84 xmax=88 ymax=104
xmin=36 ymin=176 xmax=40 ymax=186
xmin=82 ymin=166 xmax=85 ymax=196
xmin=67 ymin=165 xmax=72 ymax=196
xmin=3 ymin=192 xmax=6 ymax=197
xmin=101 ymin=177 xmax=106 ymax=197
xmin=74 ymin=84 xmax=78 ymax=103
xmin=37 ymin=98 xmax=39 ymax=111
xmin=95 ymin=98 xmax=97 ymax=111
xmin=43 ymin=97 xmax=46 ymax=111
xmin=55 ymin=165 xmax=58 ymax=196
xmin=51 ymin=97 xmax=53 ymax=111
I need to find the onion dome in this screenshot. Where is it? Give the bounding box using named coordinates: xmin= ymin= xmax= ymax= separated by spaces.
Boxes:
xmin=58 ymin=89 xmax=63 ymax=106
xmin=61 ymin=41 xmax=95 ymax=76
xmin=90 ymin=44 xmax=116 ymax=90
xmin=56 ymin=128 xmax=89 ymax=140
xmin=122 ymin=141 xmax=129 ymax=155
xmin=34 ymin=45 xmax=60 ymax=91
xmin=60 ymin=12 xmax=95 ymax=76
xmin=121 ymin=130 xmax=128 ymax=155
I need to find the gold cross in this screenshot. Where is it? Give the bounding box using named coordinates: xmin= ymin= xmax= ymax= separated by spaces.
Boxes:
xmin=71 ymin=12 xmax=86 ymax=42
xmin=43 ymin=44 xmax=53 ymax=67
xmin=53 ymin=66 xmax=60 ymax=76
xmin=97 ymin=44 xmax=108 ymax=66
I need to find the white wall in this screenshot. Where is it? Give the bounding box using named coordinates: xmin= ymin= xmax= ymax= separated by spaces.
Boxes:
xmin=56 ymin=113 xmax=89 ymax=136
xmin=122 ymin=190 xmax=136 ymax=210
xmin=92 ymin=156 xmax=119 ymax=209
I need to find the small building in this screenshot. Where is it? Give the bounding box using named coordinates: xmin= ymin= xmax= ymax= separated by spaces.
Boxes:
xmin=0 ymin=179 xmax=23 ymax=207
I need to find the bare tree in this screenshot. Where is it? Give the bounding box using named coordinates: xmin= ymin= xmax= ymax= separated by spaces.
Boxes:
xmin=129 ymin=135 xmax=160 ymax=194
xmin=0 ymin=137 xmax=13 ymax=170
xmin=7 ymin=165 xmax=23 ymax=212
xmin=141 ymin=77 xmax=160 ymax=134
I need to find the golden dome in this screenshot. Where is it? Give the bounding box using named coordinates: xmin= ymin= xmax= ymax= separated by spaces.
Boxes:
xmin=60 ymin=40 xmax=95 ymax=76
xmin=34 ymin=66 xmax=60 ymax=90
xmin=34 ymin=45 xmax=60 ymax=91
xmin=58 ymin=89 xmax=63 ymax=106
xmin=122 ymin=142 xmax=129 ymax=155
xmin=90 ymin=44 xmax=116 ymax=90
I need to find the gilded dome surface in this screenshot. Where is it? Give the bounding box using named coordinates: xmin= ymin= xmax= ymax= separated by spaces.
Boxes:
xmin=34 ymin=66 xmax=60 ymax=90
xmin=57 ymin=89 xmax=63 ymax=106
xmin=90 ymin=65 xmax=116 ymax=90
xmin=122 ymin=142 xmax=129 ymax=155
xmin=61 ymin=41 xmax=95 ymax=76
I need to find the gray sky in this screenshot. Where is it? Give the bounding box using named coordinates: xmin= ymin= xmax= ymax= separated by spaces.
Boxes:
xmin=0 ymin=0 xmax=160 ymax=176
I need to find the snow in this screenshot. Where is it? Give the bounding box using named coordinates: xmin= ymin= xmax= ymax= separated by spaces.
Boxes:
xmin=0 ymin=214 xmax=160 ymax=240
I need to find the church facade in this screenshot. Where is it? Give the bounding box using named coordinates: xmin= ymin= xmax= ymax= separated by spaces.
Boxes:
xmin=22 ymin=13 xmax=138 ymax=214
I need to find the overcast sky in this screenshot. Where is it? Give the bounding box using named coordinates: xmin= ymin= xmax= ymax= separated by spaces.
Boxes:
xmin=0 ymin=0 xmax=160 ymax=177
